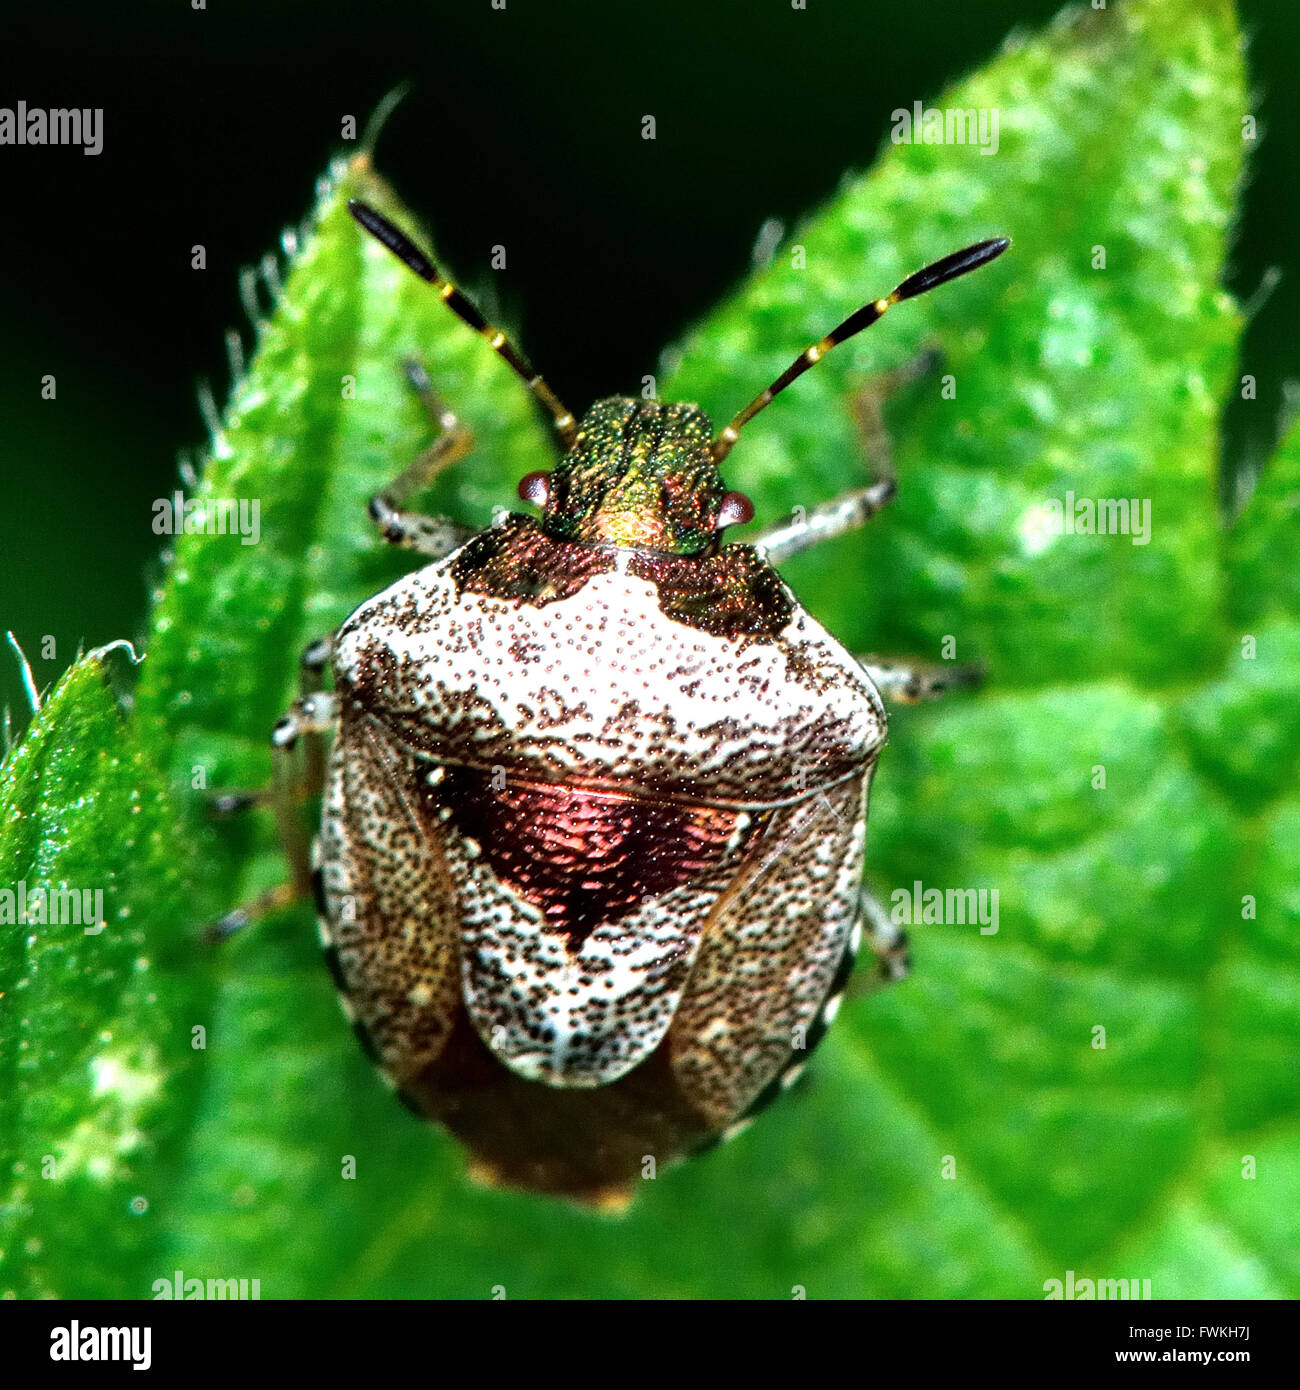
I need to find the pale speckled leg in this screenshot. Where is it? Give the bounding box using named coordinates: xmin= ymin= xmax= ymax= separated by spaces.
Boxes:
xmin=202 ymin=881 xmax=303 ymax=944
xmin=753 ymin=478 xmax=897 ymax=564
xmin=857 ymin=882 xmax=912 ymax=983
xmin=298 ymin=633 xmax=333 ymax=692
xmin=841 ymin=885 xmax=912 ymax=1002
xmin=269 ymin=692 xmax=337 ymax=895
xmin=751 ymin=347 xmax=944 ymax=564
xmin=848 ymin=345 xmax=943 ymax=477
xmin=368 ymin=358 xmax=476 ymax=557
xmin=296 ymin=634 xmax=334 ymax=806
xmin=857 ymin=656 xmax=985 ymax=704
xmin=208 ymin=633 xmax=337 ymax=815
xmin=203 ymin=690 xmax=337 ymax=942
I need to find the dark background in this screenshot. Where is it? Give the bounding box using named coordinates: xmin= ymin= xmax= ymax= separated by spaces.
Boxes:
xmin=1 ymin=0 xmax=1296 ymax=718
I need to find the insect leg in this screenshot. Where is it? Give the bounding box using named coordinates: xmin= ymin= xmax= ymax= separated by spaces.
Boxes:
xmin=857 ymin=656 xmax=985 ymax=704
xmin=845 ymin=884 xmax=912 ymax=996
xmin=297 ymin=633 xmax=334 ymax=795
xmin=751 ymin=348 xmax=945 ymax=562
xmin=202 ymin=691 xmax=336 ymax=942
xmin=298 ymin=632 xmax=333 ymax=692
xmin=204 ymin=882 xmax=302 ymax=943
xmin=752 ymin=477 xmax=897 ymax=562
xmin=270 ymin=692 xmax=337 ymax=899
xmin=368 ymin=357 xmax=477 ymax=557
xmin=207 ymin=634 xmax=336 ymax=815
xmin=848 ymin=345 xmax=943 ymax=478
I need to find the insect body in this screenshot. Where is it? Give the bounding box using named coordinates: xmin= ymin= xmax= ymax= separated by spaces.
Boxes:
xmin=226 ymin=200 xmax=1008 ymax=1207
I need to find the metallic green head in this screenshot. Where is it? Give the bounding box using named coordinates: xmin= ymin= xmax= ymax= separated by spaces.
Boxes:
xmin=517 ymin=398 xmax=753 ymax=555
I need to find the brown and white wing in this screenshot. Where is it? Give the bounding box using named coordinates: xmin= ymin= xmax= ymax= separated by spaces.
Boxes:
xmin=316 ymin=706 xmax=463 ymax=1088
xmin=666 ymin=773 xmax=869 ymax=1128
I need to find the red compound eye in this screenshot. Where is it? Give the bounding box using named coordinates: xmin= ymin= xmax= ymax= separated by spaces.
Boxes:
xmin=518 ymin=471 xmax=550 ymax=507
xmin=717 ymin=491 xmax=754 ymax=528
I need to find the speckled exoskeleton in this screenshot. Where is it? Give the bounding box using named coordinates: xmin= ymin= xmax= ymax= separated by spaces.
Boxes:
xmin=213 ymin=200 xmax=1008 ymax=1207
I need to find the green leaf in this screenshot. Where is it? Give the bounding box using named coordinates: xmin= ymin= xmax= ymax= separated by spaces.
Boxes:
xmin=0 ymin=648 xmax=200 ymax=1298
xmin=11 ymin=0 xmax=1297 ymax=1299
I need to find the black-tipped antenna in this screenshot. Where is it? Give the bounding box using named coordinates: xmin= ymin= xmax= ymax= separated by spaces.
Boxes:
xmin=712 ymin=236 xmax=1010 ymax=462
xmin=348 ymin=200 xmax=577 ymax=447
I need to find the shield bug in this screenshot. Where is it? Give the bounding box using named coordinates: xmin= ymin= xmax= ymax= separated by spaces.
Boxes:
xmin=212 ymin=199 xmax=1008 ymax=1208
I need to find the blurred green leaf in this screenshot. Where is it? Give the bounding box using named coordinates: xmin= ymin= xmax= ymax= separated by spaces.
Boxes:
xmin=8 ymin=0 xmax=1297 ymax=1299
